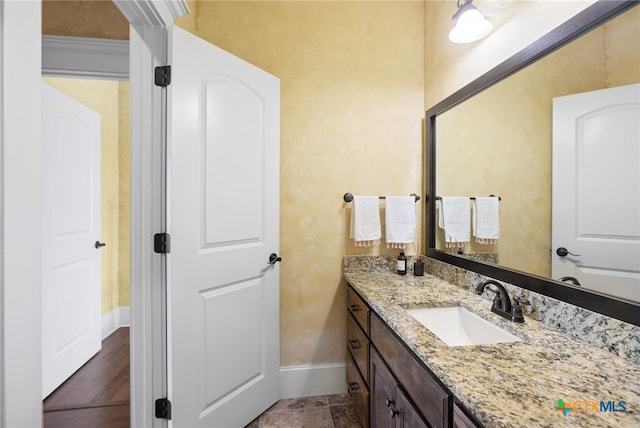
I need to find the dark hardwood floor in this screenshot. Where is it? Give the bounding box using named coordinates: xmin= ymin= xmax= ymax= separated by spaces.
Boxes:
xmin=43 ymin=327 xmax=130 ymax=428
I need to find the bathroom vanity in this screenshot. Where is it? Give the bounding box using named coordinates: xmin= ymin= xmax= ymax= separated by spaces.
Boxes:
xmin=348 ymin=282 xmax=480 ymax=428
xmin=344 ymin=256 xmax=640 ymax=428
xmin=349 ymin=285 xmax=451 ymax=428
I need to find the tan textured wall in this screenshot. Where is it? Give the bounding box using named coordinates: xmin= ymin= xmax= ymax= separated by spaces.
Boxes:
xmin=605 ymin=7 xmax=640 ymax=87
xmin=118 ymin=82 xmax=131 ymax=307
xmin=184 ymin=1 xmax=425 ymax=366
xmin=175 ymin=0 xmax=198 ymax=33
xmin=42 ymin=0 xmax=129 ymax=40
xmin=426 ymin=3 xmax=639 ymax=277
xmin=42 ymin=77 xmax=123 ymax=315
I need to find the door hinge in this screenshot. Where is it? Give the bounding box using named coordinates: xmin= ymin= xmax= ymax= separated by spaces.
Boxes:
xmin=155 ymin=398 xmax=172 ymax=420
xmin=154 ymin=65 xmax=171 ymax=87
xmin=154 ymin=233 xmax=171 ymax=254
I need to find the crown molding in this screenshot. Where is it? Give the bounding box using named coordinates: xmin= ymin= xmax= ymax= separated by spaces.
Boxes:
xmin=42 ymin=35 xmax=129 ymax=80
xmin=114 ymin=0 xmax=189 ymax=27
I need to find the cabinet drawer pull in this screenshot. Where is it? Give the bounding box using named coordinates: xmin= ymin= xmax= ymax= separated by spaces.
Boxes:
xmin=348 ymin=339 xmax=361 ymax=350
xmin=385 ymin=398 xmax=394 ymax=408
xmin=348 ymin=382 xmax=359 ymax=392
xmin=349 ymin=304 xmax=360 ymax=312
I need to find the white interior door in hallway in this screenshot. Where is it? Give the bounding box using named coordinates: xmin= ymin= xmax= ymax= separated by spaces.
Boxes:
xmin=41 ymin=83 xmax=102 ymax=398
xmin=169 ymin=27 xmax=281 ymax=427
xmin=552 ymin=83 xmax=640 ymax=302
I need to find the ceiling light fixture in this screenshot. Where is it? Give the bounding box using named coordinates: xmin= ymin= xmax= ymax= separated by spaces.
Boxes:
xmin=449 ymin=0 xmax=493 ymax=44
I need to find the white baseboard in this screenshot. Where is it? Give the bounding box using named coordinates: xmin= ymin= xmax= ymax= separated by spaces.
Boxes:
xmin=102 ymin=311 xmax=345 ymax=398
xmin=101 ymin=306 xmax=131 ymax=339
xmin=279 ymin=362 xmax=347 ymax=399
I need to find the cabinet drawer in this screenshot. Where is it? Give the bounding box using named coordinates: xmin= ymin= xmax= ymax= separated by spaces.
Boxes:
xmin=347 ymin=353 xmax=369 ymax=428
xmin=371 ymin=313 xmax=450 ymax=428
xmin=347 ymin=286 xmax=369 ymax=334
xmin=347 ymin=313 xmax=370 ymax=385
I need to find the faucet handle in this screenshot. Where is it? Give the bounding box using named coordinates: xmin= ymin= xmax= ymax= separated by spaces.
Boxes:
xmin=483 ymin=287 xmax=507 ymax=312
xmin=491 ymin=293 xmax=503 ymax=309
xmin=511 ymin=297 xmax=530 ymax=323
xmin=513 ymin=296 xmax=530 ymax=307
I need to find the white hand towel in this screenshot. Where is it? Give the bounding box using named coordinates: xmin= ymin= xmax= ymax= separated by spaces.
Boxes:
xmin=473 ymin=197 xmax=500 ymax=244
xmin=385 ymin=196 xmax=416 ymax=249
xmin=350 ymin=196 xmax=381 ymax=247
xmin=438 ymin=197 xmax=470 ymax=248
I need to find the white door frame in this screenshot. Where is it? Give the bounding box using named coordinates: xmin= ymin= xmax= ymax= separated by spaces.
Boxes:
xmin=1 ymin=0 xmax=188 ymax=426
xmin=1 ymin=1 xmax=43 ymax=426
xmin=113 ymin=2 xmax=189 ymax=427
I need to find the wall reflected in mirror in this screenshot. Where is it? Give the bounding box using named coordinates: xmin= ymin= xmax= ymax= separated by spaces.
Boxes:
xmin=435 ymin=6 xmax=639 ymax=301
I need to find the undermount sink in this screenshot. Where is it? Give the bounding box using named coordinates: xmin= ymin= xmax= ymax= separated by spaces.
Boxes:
xmin=405 ymin=306 xmax=522 ymax=346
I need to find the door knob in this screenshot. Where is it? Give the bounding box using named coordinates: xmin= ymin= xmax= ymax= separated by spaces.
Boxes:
xmin=268 ymin=253 xmax=282 ymax=265
xmin=556 ymin=247 xmax=580 ymax=257
xmin=95 ymin=241 xmax=106 ymax=249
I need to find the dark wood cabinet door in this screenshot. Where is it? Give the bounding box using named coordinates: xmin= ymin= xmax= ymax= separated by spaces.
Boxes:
xmin=371 ymin=313 xmax=450 ymax=428
xmin=396 ymin=388 xmax=430 ymax=428
xmin=370 ymin=348 xmax=397 ymax=428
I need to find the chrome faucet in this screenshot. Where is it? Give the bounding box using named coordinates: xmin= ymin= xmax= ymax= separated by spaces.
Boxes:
xmin=474 ymin=279 xmax=530 ymax=323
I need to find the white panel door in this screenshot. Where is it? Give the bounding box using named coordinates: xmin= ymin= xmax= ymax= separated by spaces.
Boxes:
xmin=41 ymin=83 xmax=102 ymax=398
xmin=170 ymin=27 xmax=280 ymax=427
xmin=552 ymin=83 xmax=640 ymax=302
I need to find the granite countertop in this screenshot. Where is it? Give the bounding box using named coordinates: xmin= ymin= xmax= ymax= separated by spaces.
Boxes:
xmin=344 ymin=258 xmax=640 ymax=428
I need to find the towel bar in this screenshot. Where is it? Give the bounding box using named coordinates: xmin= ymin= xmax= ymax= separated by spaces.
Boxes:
xmin=434 ymin=195 xmax=501 ymax=201
xmin=343 ymin=193 xmax=420 ymax=203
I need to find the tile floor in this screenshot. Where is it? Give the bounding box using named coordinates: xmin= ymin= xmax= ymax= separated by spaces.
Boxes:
xmin=245 ymin=394 xmax=361 ymax=428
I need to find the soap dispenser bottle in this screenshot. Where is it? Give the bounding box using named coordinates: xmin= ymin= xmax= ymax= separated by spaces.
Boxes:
xmin=413 ymin=258 xmax=424 ymax=276
xmin=397 ymin=250 xmax=407 ymax=275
